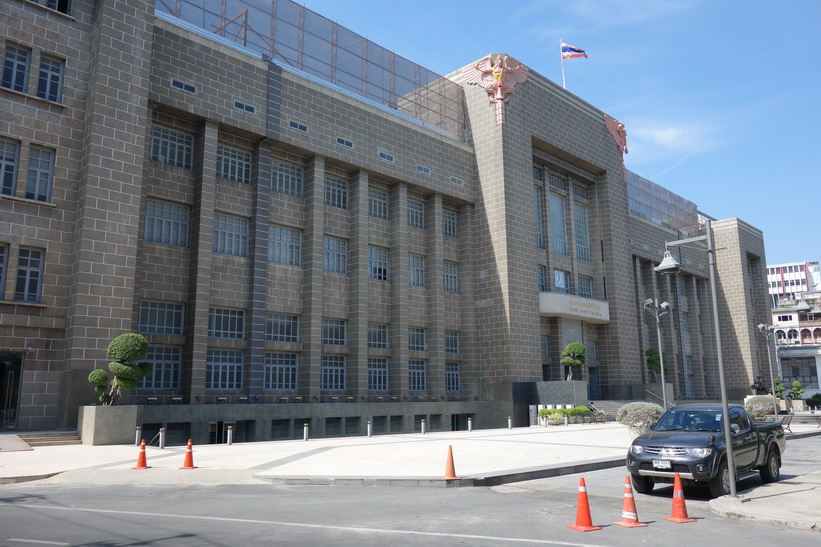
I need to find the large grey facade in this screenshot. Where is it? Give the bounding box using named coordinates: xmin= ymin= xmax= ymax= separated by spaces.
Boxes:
xmin=1 ymin=0 xmax=772 ymax=443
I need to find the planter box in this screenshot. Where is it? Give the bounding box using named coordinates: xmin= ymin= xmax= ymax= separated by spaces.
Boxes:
xmin=78 ymin=405 xmax=139 ymax=446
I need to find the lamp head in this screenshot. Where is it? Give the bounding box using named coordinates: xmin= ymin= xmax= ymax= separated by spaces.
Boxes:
xmin=643 ymin=298 xmax=654 ymax=306
xmin=654 ymin=250 xmax=682 ymax=275
xmin=659 ymin=302 xmax=670 ymax=310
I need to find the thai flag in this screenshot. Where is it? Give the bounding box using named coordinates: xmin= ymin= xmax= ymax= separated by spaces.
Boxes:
xmin=561 ymin=42 xmax=588 ymax=59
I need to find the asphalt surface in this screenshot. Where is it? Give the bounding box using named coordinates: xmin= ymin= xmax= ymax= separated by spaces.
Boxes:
xmin=1 ymin=419 xmax=819 ymax=532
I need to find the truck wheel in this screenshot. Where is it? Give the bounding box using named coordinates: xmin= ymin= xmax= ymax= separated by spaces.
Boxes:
xmin=631 ymin=473 xmax=654 ymax=494
xmin=759 ymin=450 xmax=780 ymax=483
xmin=709 ymin=461 xmax=731 ymax=498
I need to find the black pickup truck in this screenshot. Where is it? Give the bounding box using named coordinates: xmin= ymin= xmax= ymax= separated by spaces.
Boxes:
xmin=625 ymin=403 xmax=786 ymax=498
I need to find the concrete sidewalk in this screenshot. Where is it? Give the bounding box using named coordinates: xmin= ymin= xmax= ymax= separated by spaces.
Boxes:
xmin=1 ymin=421 xmax=819 ymax=531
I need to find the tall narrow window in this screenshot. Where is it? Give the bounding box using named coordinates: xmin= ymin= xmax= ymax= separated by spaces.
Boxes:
xmin=574 ymin=202 xmax=590 ymax=261
xmin=538 ymin=265 xmax=547 ymax=292
xmin=0 ymin=244 xmax=8 ymax=298
xmin=144 ymin=199 xmax=189 ymax=247
xmin=2 ymin=44 xmax=30 ymax=93
xmin=534 ymin=186 xmax=545 ymax=249
xmin=541 ymin=335 xmax=550 ymax=358
xmin=368 ymin=188 xmax=388 ymax=219
xmin=14 ymin=247 xmax=44 ymax=302
xmin=150 ymin=126 xmax=193 ymax=169
xmin=324 ymin=176 xmax=348 ymax=209
xmin=25 ymin=147 xmax=54 ymax=202
xmin=578 ymin=275 xmax=593 ymax=299
xmin=321 ymin=356 xmax=346 ymax=390
xmin=206 ymin=350 xmax=243 ymax=389
xmin=368 ymin=246 xmax=389 ymax=281
xmin=323 ymin=237 xmax=348 ymax=274
xmin=264 ymin=353 xmax=298 ymax=390
xmin=549 ymin=193 xmax=567 ymax=255
xmin=443 ymin=210 xmax=457 ymax=238
xmin=268 ymin=225 xmax=301 ymax=266
xmin=408 ymin=200 xmax=425 ymax=228
xmin=445 ymin=362 xmax=460 ymax=392
xmin=445 ymin=331 xmax=460 ymax=354
xmin=443 ymin=261 xmax=458 ymax=293
xmin=216 ymin=145 xmax=251 ymax=184
xmin=0 ymin=139 xmax=19 ymax=196
xmin=272 ymin=161 xmax=303 ymax=197
xmin=408 ymin=254 xmax=425 ymax=287
xmin=36 ymin=55 xmax=64 ymax=102
xmin=213 ymin=213 xmax=249 ymax=257
xmin=368 ymin=358 xmax=388 ymax=391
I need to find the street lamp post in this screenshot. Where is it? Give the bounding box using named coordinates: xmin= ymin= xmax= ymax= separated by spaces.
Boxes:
xmin=757 ymin=324 xmax=779 ymax=419
xmin=643 ymin=297 xmax=671 ymax=409
xmin=654 ymin=219 xmax=738 ymax=498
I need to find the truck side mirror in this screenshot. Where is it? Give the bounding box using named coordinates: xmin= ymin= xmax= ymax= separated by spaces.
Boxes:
xmin=730 ymin=423 xmax=740 ymax=435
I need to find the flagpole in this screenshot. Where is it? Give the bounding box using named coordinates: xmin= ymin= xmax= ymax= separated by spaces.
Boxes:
xmin=560 ymin=39 xmax=567 ymax=89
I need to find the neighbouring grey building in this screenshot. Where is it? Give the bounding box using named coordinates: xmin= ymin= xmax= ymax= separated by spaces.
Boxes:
xmin=0 ymin=0 xmax=772 ymax=444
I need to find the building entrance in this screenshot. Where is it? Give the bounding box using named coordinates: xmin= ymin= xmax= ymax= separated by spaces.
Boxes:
xmin=0 ymin=352 xmax=23 ymax=431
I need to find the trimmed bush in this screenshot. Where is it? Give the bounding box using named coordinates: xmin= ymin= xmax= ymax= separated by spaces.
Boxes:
xmin=616 ymin=402 xmax=664 ymax=429
xmin=107 ymin=333 xmax=149 ymax=362
xmin=88 ymin=333 xmax=152 ymax=405
xmin=745 ymin=395 xmax=776 ymax=419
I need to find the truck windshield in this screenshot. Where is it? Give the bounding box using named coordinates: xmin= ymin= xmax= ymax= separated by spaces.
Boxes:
xmin=654 ymin=410 xmax=723 ymax=431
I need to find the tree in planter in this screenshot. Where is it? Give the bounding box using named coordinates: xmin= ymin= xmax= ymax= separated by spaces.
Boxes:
xmin=560 ymin=342 xmax=586 ymax=381
xmin=788 ymin=380 xmax=805 ymax=400
xmin=88 ymin=333 xmax=152 ymax=406
xmin=773 ymin=378 xmax=787 ymax=399
xmin=645 ymin=348 xmax=666 ymax=383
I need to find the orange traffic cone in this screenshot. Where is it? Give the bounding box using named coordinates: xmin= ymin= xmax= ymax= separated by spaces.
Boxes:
xmin=567 ymin=477 xmax=602 ymax=531
xmin=179 ymin=438 xmax=197 ymax=469
xmin=664 ymin=472 xmax=696 ymax=523
xmin=613 ymin=475 xmax=648 ymax=527
xmin=132 ymin=439 xmax=150 ymax=469
xmin=442 ymin=445 xmax=460 ymax=480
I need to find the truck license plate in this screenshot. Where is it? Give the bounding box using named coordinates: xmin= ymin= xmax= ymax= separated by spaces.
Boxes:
xmin=653 ymin=459 xmax=671 ymax=469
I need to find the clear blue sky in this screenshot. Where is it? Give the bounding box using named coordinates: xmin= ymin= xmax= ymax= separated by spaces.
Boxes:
xmin=302 ymin=0 xmax=820 ymax=265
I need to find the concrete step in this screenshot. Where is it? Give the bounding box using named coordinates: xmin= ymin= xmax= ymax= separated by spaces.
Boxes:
xmin=17 ymin=431 xmax=81 ymax=447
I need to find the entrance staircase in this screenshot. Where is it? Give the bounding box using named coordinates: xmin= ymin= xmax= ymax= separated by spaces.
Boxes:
xmin=16 ymin=431 xmax=82 ymax=447
xmin=588 ymin=400 xmax=630 ymax=421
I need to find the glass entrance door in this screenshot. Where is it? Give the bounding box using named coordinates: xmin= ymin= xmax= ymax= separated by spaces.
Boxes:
xmin=0 ymin=352 xmax=23 ymax=430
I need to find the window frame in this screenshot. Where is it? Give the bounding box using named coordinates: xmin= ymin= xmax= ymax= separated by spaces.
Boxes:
xmin=268 ymin=225 xmax=302 ymax=266
xmin=144 ymin=199 xmax=190 ymax=248
xmin=324 ymin=176 xmax=348 ymax=209
xmin=272 ymin=160 xmax=303 ymax=197
xmin=321 ymin=319 xmax=347 ymax=346
xmin=264 ymin=352 xmax=299 ymax=390
xmin=367 ymin=323 xmax=389 ymax=349
xmin=36 ymin=54 xmax=64 ymax=103
xmin=408 ymin=253 xmax=425 ymax=287
xmin=2 ymin=44 xmax=31 ymax=93
xmin=149 ymin=126 xmax=194 ymax=169
xmin=216 ymin=144 xmax=252 ymax=184
xmin=368 ymin=188 xmax=388 ymax=219
xmin=409 ymin=359 xmax=427 ymax=391
xmin=368 ymin=245 xmax=389 ymax=281
xmin=408 ymin=327 xmax=427 ymax=352
xmin=0 ymin=138 xmax=20 ymax=196
xmin=320 ymin=355 xmax=346 ymax=391
xmin=138 ymin=347 xmax=182 ymax=389
xmin=206 ymin=349 xmax=244 ymax=389
xmin=25 ymin=146 xmax=54 ymax=202
xmin=407 ymin=200 xmax=425 ymax=228
xmin=265 ymin=313 xmax=300 ymax=342
xmin=207 ymin=308 xmax=246 ymax=339
xmin=138 ymin=301 xmax=184 ymax=335
xmin=443 ymin=209 xmax=457 ymax=238
xmin=367 ymin=357 xmax=388 ymax=391
xmin=323 ymin=236 xmax=348 ymax=274
xmin=445 ymin=362 xmax=460 ymax=392
xmin=443 ymin=261 xmax=458 ymax=293
xmin=14 ymin=247 xmax=44 ymax=303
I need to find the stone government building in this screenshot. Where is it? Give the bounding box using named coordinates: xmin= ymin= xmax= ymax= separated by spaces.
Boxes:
xmin=0 ymin=0 xmax=772 ymax=443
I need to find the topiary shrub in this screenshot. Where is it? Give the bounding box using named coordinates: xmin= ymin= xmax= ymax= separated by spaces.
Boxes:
xmin=745 ymin=395 xmax=777 ymax=420
xmin=616 ymin=402 xmax=664 ymax=434
xmin=560 ymin=342 xmax=586 ymax=380
xmin=806 ymin=393 xmax=821 ymax=408
xmin=788 ymin=381 xmax=805 ymax=400
xmin=88 ymin=333 xmax=151 ymax=406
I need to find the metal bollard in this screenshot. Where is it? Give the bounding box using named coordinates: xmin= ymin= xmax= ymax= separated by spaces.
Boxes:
xmin=467 ymin=417 xmax=473 ymax=432
xmin=135 ymin=425 xmax=142 ymax=446
xmin=227 ymin=425 xmax=234 ymax=445
xmin=508 ymin=416 xmax=512 ymax=429
xmin=421 ymin=419 xmax=426 ymax=435
xmin=159 ymin=427 xmax=166 ymax=449
xmin=303 ymin=422 xmax=309 ymax=441
xmin=367 ymin=419 xmax=372 ymax=437
xmin=564 ymin=415 xmax=569 ymax=426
